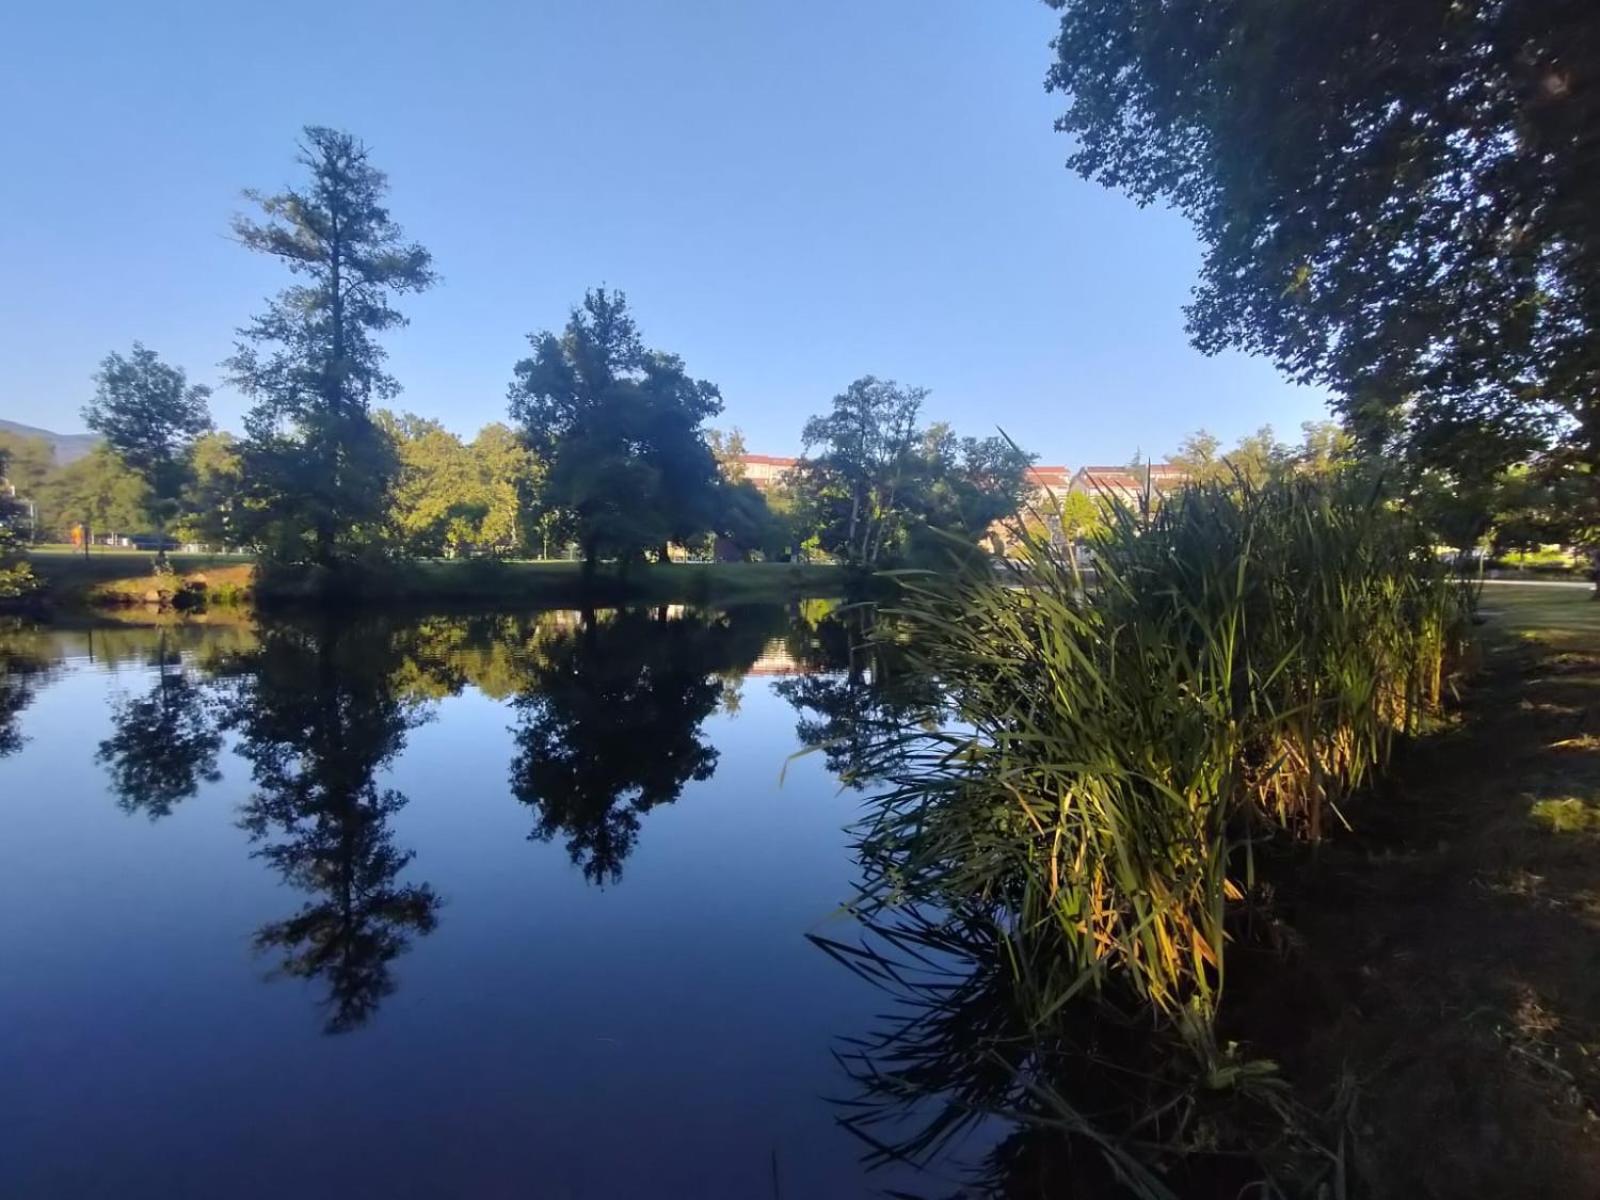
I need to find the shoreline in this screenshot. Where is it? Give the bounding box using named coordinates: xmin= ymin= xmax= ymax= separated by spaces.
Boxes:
xmin=15 ymin=551 xmax=849 ymax=616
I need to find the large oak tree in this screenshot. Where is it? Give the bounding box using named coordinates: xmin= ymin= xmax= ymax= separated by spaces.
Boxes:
xmin=1045 ymin=0 xmax=1600 ymax=485
xmin=507 ymin=289 xmax=723 ymax=578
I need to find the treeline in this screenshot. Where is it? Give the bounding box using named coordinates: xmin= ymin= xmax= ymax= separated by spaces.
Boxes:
xmin=1167 ymin=424 xmax=1593 ymax=562
xmin=0 ymin=126 xmax=1033 ymax=592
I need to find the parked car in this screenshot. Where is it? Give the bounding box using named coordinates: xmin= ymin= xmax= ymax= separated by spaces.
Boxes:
xmin=127 ymin=534 xmax=180 ymax=552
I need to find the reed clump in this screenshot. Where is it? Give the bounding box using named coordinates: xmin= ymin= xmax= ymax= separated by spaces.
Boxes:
xmin=838 ymin=473 xmax=1472 ymax=1190
xmin=842 ymin=475 xmax=1471 ymax=1188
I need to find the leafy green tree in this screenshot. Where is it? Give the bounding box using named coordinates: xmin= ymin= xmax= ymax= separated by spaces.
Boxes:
xmin=470 ymin=422 xmax=540 ymax=555
xmin=707 ymin=426 xmax=749 ymax=482
xmin=507 ymin=289 xmax=723 ymax=579
xmin=0 ymin=447 xmax=38 ymax=598
xmin=1488 ymin=467 xmax=1566 ymax=557
xmin=1169 ymin=431 xmax=1224 ymax=485
xmin=0 ymin=432 xmax=55 ymax=505
xmin=1447 ymin=463 xmax=1598 ymax=559
xmin=228 ymin=126 xmax=437 ymax=569
xmin=795 ymin=376 xmax=926 ymax=567
xmin=907 ymin=424 xmax=1034 ymax=550
xmin=1020 ymin=483 xmax=1109 ymax=562
xmin=83 ymin=343 xmax=212 ymax=565
xmin=1169 ymin=427 xmax=1287 ymax=488
xmin=715 ymin=478 xmax=794 ymax=561
xmin=378 ymin=415 xmax=541 ymax=557
xmin=795 ymin=381 xmax=1031 ymax=567
xmin=1227 ymin=427 xmax=1290 ymax=488
xmin=174 ymin=431 xmax=246 ymax=549
xmin=1044 ymin=0 xmax=1597 ymax=482
xmin=34 ymin=445 xmax=148 ymax=548
xmin=378 ymin=412 xmax=481 ymax=557
xmin=1294 ymin=421 xmax=1357 ymax=478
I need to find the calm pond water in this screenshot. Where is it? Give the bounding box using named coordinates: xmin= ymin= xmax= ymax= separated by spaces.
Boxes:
xmin=0 ymin=603 xmax=997 ymax=1199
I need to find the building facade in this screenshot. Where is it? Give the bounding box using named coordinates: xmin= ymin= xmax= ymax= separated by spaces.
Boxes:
xmin=738 ymin=454 xmax=799 ymax=491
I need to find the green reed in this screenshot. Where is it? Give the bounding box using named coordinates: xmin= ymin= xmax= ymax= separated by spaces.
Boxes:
xmin=866 ymin=474 xmax=1469 ymax=1022
xmin=839 ymin=475 xmax=1468 ymax=1190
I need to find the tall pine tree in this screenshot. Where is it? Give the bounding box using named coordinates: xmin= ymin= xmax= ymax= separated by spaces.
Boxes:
xmin=228 ymin=126 xmax=436 ymax=569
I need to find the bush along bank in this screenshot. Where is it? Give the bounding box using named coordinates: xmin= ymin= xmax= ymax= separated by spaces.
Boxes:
xmin=833 ymin=475 xmax=1473 ymax=1195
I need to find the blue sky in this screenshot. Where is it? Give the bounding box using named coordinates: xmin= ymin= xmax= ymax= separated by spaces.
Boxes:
xmin=0 ymin=0 xmax=1328 ymax=466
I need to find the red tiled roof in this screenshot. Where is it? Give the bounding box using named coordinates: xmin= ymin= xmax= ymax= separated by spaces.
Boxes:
xmin=739 ymin=454 xmax=799 ymax=467
xmin=1074 ymin=464 xmax=1187 ymax=492
xmin=736 ymin=456 xmax=1085 ymax=488
xmin=1026 ymin=466 xmax=1071 ymax=487
xmin=1076 ymin=464 xmax=1185 ymax=476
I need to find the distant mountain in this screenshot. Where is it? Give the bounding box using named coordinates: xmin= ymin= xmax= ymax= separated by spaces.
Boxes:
xmin=0 ymin=418 xmax=101 ymax=465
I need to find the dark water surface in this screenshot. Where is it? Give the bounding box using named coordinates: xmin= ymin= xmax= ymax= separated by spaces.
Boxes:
xmin=0 ymin=604 xmax=980 ymax=1199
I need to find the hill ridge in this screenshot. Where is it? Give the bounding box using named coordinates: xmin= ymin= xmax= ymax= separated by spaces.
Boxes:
xmin=0 ymin=417 xmax=101 ymax=465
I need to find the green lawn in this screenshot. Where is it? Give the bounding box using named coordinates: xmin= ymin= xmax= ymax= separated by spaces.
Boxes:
xmin=27 ymin=551 xmax=248 ymax=587
xmin=1477 ymin=580 xmax=1600 ymax=645
xmin=1268 ymin=575 xmax=1600 ymax=1195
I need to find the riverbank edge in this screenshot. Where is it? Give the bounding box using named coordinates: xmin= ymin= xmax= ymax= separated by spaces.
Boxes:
xmin=14 ymin=553 xmax=851 ymax=614
xmin=1229 ymin=583 xmax=1600 ymax=1196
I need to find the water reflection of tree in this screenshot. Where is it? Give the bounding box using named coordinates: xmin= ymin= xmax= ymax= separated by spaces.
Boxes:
xmin=509 ymin=606 xmax=778 ymax=884
xmin=0 ymin=622 xmax=55 ymax=759
xmin=97 ymin=632 xmax=223 ymax=819
xmin=775 ymin=604 xmax=945 ymax=788
xmin=220 ymin=616 xmax=441 ymax=1033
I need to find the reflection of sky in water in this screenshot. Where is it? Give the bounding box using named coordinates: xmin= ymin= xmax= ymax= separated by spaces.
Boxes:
xmin=0 ymin=614 xmax=991 ymax=1199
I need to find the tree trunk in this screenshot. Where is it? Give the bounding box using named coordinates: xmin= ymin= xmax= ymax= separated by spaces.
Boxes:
xmin=153 ymin=512 xmax=170 ymax=573
xmin=580 ymin=538 xmax=598 ymax=589
xmin=324 ymin=210 xmax=344 ymax=571
xmin=846 ymin=485 xmax=862 ymax=565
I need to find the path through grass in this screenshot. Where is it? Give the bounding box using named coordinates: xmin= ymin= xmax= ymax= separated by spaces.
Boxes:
xmin=1248 ymin=583 xmax=1600 ymax=1196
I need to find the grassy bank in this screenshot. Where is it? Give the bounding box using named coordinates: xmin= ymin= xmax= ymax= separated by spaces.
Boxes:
xmin=26 ymin=551 xmax=252 ymax=609
xmin=23 ymin=549 xmax=846 ymax=611
xmin=1240 ymin=582 xmax=1600 ymax=1196
xmin=252 ymin=558 xmax=847 ymax=607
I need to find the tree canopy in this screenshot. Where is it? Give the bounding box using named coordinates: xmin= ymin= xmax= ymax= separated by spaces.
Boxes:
xmin=1045 ymin=0 xmax=1600 ymax=483
xmin=794 ymin=377 xmax=1032 ymax=568
xmin=83 ymin=343 xmax=212 ymax=558
xmin=35 ymin=446 xmax=149 ymax=545
xmin=228 ymin=126 xmax=436 ymax=567
xmin=378 ymin=413 xmax=540 ymax=557
xmin=0 ymin=446 xmax=37 ymax=598
xmin=507 ymin=289 xmax=724 ymax=572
